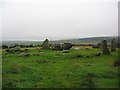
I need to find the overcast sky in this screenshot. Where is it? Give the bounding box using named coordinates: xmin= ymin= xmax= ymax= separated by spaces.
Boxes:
xmin=0 ymin=0 xmax=119 ymax=41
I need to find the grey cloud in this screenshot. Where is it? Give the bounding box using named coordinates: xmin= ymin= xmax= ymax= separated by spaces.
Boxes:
xmin=1 ymin=0 xmax=118 ymax=41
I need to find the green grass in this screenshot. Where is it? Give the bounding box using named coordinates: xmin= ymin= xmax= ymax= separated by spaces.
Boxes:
xmin=2 ymin=48 xmax=119 ymax=88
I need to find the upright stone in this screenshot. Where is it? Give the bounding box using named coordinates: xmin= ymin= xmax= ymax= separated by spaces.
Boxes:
xmin=101 ymin=40 xmax=110 ymax=55
xmin=62 ymin=43 xmax=72 ymax=50
xmin=42 ymin=39 xmax=50 ymax=49
xmin=51 ymin=43 xmax=63 ymax=50
xmin=111 ymin=38 xmax=116 ymax=52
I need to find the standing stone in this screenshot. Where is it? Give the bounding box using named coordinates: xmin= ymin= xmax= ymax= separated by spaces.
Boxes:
xmin=51 ymin=43 xmax=72 ymax=50
xmin=42 ymin=39 xmax=50 ymax=49
xmin=51 ymin=43 xmax=63 ymax=50
xmin=62 ymin=43 xmax=72 ymax=50
xmin=101 ymin=40 xmax=110 ymax=55
xmin=111 ymin=38 xmax=116 ymax=52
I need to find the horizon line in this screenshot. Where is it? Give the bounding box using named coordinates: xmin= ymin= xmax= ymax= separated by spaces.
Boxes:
xmin=1 ymin=35 xmax=118 ymax=42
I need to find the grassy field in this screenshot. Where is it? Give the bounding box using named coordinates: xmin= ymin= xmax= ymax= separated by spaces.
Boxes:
xmin=2 ymin=47 xmax=119 ymax=88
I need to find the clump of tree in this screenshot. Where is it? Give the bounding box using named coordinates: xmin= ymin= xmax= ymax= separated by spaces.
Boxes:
xmin=2 ymin=45 xmax=8 ymax=49
xmin=42 ymin=39 xmax=50 ymax=49
xmin=17 ymin=44 xmax=36 ymax=48
xmin=101 ymin=39 xmax=110 ymax=55
xmin=111 ymin=38 xmax=116 ymax=52
xmin=21 ymin=44 xmax=34 ymax=48
xmin=5 ymin=46 xmax=21 ymax=53
xmin=13 ymin=44 xmax=19 ymax=48
xmin=2 ymin=44 xmax=36 ymax=49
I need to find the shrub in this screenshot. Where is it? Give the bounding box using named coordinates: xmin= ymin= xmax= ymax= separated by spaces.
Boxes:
xmin=2 ymin=45 xmax=8 ymax=49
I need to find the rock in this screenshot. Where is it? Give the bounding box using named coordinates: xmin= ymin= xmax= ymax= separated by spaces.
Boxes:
xmin=51 ymin=43 xmax=72 ymax=50
xmin=32 ymin=54 xmax=40 ymax=56
xmin=111 ymin=38 xmax=116 ymax=52
xmin=42 ymin=39 xmax=50 ymax=49
xmin=6 ymin=47 xmax=20 ymax=52
xmin=74 ymin=48 xmax=80 ymax=50
xmin=62 ymin=50 xmax=69 ymax=53
xmin=101 ymin=40 xmax=110 ymax=55
xmin=62 ymin=43 xmax=72 ymax=50
xmin=51 ymin=43 xmax=63 ymax=50
xmin=18 ymin=52 xmax=30 ymax=57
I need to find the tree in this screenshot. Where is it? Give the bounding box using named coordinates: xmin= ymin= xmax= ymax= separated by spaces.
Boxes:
xmin=2 ymin=45 xmax=8 ymax=49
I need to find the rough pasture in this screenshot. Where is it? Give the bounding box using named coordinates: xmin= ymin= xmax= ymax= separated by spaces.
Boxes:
xmin=2 ymin=47 xmax=119 ymax=88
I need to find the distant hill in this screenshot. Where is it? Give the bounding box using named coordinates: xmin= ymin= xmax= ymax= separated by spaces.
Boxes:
xmin=50 ymin=36 xmax=118 ymax=45
xmin=1 ymin=36 xmax=118 ymax=46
